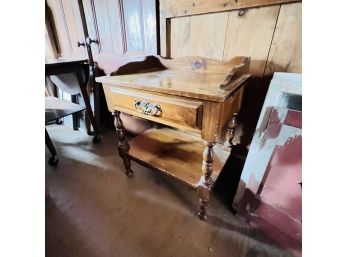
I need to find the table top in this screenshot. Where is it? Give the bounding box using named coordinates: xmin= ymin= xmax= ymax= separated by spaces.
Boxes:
xmin=45 ymin=58 xmax=87 ymax=66
xmin=45 ymin=58 xmax=88 ymax=76
xmin=95 ymin=55 xmax=251 ymax=102
xmin=45 ymin=96 xmax=85 ymax=123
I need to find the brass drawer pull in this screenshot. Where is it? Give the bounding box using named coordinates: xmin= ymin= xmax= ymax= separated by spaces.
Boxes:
xmin=134 ymin=99 xmax=162 ymax=116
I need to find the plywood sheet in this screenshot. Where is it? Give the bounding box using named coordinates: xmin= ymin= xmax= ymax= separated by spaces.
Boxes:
xmin=171 ymin=12 xmax=229 ymax=60
xmin=223 ymin=6 xmax=280 ymax=76
xmin=265 ymin=2 xmax=302 ymax=75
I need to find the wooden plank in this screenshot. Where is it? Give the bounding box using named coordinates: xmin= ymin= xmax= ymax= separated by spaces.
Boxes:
xmin=127 ymin=128 xmax=230 ymax=188
xmin=223 ymin=5 xmax=280 ymax=76
xmin=122 ymin=0 xmax=145 ymax=52
xmin=170 ymin=16 xmax=190 ymax=58
xmin=160 ymin=0 xmax=301 ymax=18
xmin=170 ymin=12 xmax=229 ymax=60
xmin=45 ymin=1 xmax=59 ymax=59
xmin=141 ymin=0 xmax=158 ymax=54
xmin=264 ymin=2 xmax=302 ymax=75
xmin=46 ymin=0 xmax=72 ymax=56
xmin=61 ymin=0 xmax=85 ymax=57
xmin=159 ymin=15 xmax=170 ymax=57
xmin=93 ymin=0 xmax=117 ymax=55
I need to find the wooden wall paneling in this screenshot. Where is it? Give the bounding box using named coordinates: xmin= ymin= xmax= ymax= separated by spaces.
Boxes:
xmin=45 ymin=18 xmax=58 ymax=59
xmin=160 ymin=0 xmax=300 ymax=18
xmin=45 ymin=1 xmax=59 ymax=59
xmin=264 ymin=2 xmax=302 ymax=75
xmin=109 ymin=0 xmax=126 ymax=55
xmin=171 ymin=12 xmax=229 ymax=60
xmin=46 ymin=0 xmax=71 ymax=56
xmin=122 ymin=0 xmax=145 ymax=53
xmin=93 ymin=0 xmax=119 ymax=55
xmin=45 ymin=28 xmax=55 ymax=59
xmin=222 ymin=5 xmax=280 ymax=76
xmin=170 ymin=16 xmax=190 ymax=58
xmin=160 ymin=0 xmax=301 ymax=58
xmin=82 ymin=0 xmax=100 ymax=53
xmin=60 ymin=0 xmax=86 ymax=58
xmin=159 ymin=14 xmax=169 ymax=57
xmin=142 ymin=0 xmax=158 ymax=54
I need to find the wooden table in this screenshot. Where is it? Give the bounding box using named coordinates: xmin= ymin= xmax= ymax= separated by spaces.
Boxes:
xmin=45 ymin=58 xmax=100 ymax=142
xmin=96 ymin=55 xmax=251 ymax=220
xmin=45 ymin=96 xmax=87 ymax=165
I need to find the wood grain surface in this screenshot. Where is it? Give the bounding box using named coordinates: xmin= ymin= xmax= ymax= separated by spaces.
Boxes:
xmin=96 ymin=56 xmax=251 ymax=102
xmin=127 ymin=128 xmax=230 ymax=188
xmin=264 ymin=2 xmax=302 ymax=75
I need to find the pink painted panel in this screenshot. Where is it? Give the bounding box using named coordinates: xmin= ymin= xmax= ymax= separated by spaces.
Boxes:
xmin=260 ymin=134 xmax=302 ymax=221
xmin=238 ymin=107 xmax=302 ymax=256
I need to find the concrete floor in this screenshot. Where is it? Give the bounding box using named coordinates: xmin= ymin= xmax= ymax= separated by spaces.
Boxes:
xmin=45 ymin=124 xmax=294 ymax=257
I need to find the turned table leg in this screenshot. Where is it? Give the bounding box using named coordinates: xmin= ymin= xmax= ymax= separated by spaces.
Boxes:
xmin=198 ymin=141 xmax=215 ymax=221
xmin=114 ymin=111 xmax=133 ymax=177
xmin=224 ymin=112 xmax=238 ymax=150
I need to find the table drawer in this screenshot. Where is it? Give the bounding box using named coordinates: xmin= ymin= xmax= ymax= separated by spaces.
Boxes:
xmin=109 ymin=87 xmax=203 ymax=130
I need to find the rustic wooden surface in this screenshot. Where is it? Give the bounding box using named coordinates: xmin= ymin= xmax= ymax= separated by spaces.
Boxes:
xmin=222 ymin=5 xmax=281 ymax=76
xmin=264 ymin=2 xmax=302 ymax=75
xmin=161 ymin=0 xmax=300 ymax=18
xmin=96 ymin=55 xmax=250 ymax=219
xmin=171 ymin=12 xmax=229 ymax=60
xmin=161 ymin=0 xmax=302 ymax=76
xmin=161 ymin=0 xmax=302 ymax=154
xmin=99 ymin=70 xmax=246 ymax=102
xmin=127 ymin=128 xmax=230 ymax=188
xmin=96 ymin=55 xmax=250 ymax=141
xmin=96 ymin=56 xmax=250 ymax=102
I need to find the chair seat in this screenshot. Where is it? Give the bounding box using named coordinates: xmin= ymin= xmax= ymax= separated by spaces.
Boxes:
xmin=45 ymin=96 xmax=85 ymax=123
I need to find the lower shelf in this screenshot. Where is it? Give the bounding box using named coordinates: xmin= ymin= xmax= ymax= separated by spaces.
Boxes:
xmin=127 ymin=128 xmax=231 ymax=189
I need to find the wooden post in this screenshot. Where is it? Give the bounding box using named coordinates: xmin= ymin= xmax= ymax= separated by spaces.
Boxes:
xmin=114 ymin=111 xmax=133 ymax=177
xmin=224 ymin=113 xmax=238 ymax=150
xmin=198 ymin=141 xmax=215 ymax=221
xmin=76 ymin=0 xmax=101 ymax=131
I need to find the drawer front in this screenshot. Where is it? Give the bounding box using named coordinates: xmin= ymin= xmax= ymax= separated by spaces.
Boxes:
xmin=110 ymin=87 xmax=203 ymax=130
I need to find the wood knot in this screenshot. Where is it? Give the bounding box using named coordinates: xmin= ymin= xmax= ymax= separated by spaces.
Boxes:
xmin=192 ymin=60 xmax=205 ymax=70
xmin=238 ymin=9 xmax=248 ymax=17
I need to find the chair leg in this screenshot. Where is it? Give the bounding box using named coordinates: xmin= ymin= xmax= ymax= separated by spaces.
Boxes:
xmin=71 ymin=94 xmax=80 ymax=130
xmin=45 ymin=128 xmax=59 ymax=166
xmin=74 ymin=65 xmax=100 ymax=144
